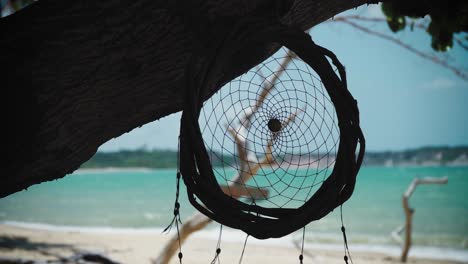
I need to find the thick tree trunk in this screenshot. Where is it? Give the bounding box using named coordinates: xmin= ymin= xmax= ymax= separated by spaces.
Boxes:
xmin=1 ymin=0 xmax=376 ymax=197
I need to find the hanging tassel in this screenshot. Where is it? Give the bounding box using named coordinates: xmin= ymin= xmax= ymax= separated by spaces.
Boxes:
xmin=175 ymin=202 xmax=183 ymax=264
xmin=164 ymin=136 xmax=183 ymax=232
xmin=164 ymin=136 xmax=184 ymax=263
xmin=164 ymin=172 xmax=182 ymax=232
xmin=341 ymin=226 xmax=349 ymax=264
xmin=340 ymin=206 xmax=353 ymax=264
xmin=299 ymin=226 xmax=306 ymax=263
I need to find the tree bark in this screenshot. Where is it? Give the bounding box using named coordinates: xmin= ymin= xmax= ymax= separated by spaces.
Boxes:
xmin=1 ymin=0 xmax=377 ymax=197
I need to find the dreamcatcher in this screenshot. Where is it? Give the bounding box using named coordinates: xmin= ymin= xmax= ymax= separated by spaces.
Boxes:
xmin=167 ymin=18 xmax=365 ymax=264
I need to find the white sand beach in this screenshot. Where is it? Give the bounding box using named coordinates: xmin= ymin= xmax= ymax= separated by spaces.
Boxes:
xmin=0 ymin=223 xmax=466 ymax=264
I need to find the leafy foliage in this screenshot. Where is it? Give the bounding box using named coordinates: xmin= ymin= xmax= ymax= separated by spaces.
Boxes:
xmin=382 ymin=1 xmax=468 ymax=52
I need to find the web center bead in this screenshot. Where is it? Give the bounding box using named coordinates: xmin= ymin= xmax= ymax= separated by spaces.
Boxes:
xmin=267 ymin=118 xmax=282 ymax=133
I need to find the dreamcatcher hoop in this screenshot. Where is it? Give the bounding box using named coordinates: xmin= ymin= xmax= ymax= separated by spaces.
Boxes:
xmin=179 ymin=19 xmax=365 ymax=239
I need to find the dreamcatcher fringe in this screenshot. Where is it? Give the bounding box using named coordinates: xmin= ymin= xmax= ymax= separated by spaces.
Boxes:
xmin=163 ymin=173 xmax=182 ymax=233
xmin=341 ymin=206 xmax=353 ymax=264
xmin=299 ymin=227 xmax=305 ymax=264
xmin=165 ymin=136 xmax=184 ymax=263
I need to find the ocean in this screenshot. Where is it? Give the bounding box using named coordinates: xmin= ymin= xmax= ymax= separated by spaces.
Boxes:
xmin=0 ymin=166 xmax=467 ymax=260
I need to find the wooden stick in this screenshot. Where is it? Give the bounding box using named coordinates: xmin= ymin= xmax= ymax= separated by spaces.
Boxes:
xmin=390 ymin=224 xmax=404 ymax=245
xmin=220 ymin=185 xmax=269 ymax=200
xmin=401 ymin=176 xmax=448 ymax=262
xmin=328 ymin=17 xmax=468 ymax=81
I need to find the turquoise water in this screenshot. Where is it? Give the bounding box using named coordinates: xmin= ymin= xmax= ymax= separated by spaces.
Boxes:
xmin=0 ymin=166 xmax=467 ymax=250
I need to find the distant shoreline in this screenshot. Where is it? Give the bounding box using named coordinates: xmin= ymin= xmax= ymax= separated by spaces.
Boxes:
xmin=76 ymin=163 xmax=468 ymax=173
xmin=75 ymin=167 xmax=155 ymax=173
xmin=81 ymin=146 xmax=468 ymax=169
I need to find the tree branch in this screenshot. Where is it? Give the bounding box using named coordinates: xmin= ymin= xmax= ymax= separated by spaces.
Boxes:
xmin=455 ymin=36 xmax=468 ymax=52
xmin=1 ymin=0 xmax=379 ymax=197
xmin=328 ymin=16 xmax=468 ymax=81
xmin=244 ymin=50 xmax=296 ymax=125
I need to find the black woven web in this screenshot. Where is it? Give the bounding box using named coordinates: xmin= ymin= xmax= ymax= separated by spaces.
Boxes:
xmin=200 ymin=47 xmax=340 ymax=209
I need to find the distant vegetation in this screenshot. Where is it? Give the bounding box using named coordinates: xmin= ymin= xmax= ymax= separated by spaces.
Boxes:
xmin=81 ymin=146 xmax=468 ymax=169
xmin=81 ymin=149 xmax=235 ymax=169
xmin=363 ymin=146 xmax=468 ymax=166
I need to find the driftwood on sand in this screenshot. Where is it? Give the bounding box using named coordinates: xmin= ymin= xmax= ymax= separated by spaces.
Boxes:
xmin=390 ymin=176 xmax=448 ymax=262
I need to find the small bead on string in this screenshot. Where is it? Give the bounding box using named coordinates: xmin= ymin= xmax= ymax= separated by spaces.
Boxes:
xmin=210 ymin=225 xmax=223 ymax=264
xmin=175 ymin=211 xmax=183 ymax=264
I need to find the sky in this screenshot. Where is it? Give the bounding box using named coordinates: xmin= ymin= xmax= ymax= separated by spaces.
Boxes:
xmin=99 ymin=4 xmax=468 ymax=153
